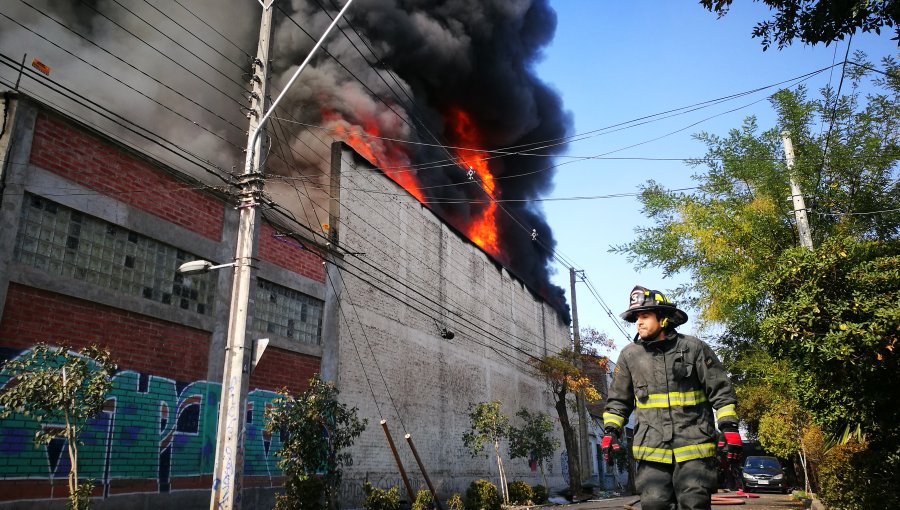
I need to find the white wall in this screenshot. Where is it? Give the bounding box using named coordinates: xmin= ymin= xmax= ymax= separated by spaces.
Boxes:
xmin=331 ymin=146 xmax=571 ymax=504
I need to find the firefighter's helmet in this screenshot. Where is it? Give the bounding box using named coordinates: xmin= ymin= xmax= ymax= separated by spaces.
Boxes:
xmin=619 ymin=285 xmax=688 ymax=327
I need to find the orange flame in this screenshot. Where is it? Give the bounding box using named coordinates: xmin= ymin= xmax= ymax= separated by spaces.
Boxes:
xmin=447 ymin=108 xmax=500 ymax=257
xmin=322 ymin=109 xmax=426 ymax=203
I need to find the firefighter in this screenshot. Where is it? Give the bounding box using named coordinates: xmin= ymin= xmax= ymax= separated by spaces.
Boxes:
xmin=600 ymin=286 xmax=742 ymax=510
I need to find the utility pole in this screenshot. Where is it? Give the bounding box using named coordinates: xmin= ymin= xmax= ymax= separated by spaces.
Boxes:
xmin=570 ymin=268 xmax=591 ymax=485
xmin=208 ymin=2 xmax=355 ymax=508
xmin=782 ymin=131 xmax=814 ymax=251
xmin=209 ymin=2 xmax=273 ymax=509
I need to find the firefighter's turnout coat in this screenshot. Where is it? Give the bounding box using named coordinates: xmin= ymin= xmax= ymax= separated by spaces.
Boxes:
xmin=603 ymin=331 xmax=738 ymax=464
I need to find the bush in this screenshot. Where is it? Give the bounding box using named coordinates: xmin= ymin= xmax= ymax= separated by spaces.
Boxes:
xmin=363 ymin=482 xmax=401 ymax=510
xmin=531 ymin=485 xmax=548 ymax=504
xmin=447 ymin=493 xmax=464 ymax=510
xmin=465 ymin=479 xmax=501 ymax=510
xmin=506 ymin=481 xmax=534 ymax=505
xmin=412 ymin=489 xmax=433 ymax=510
xmin=275 ymin=476 xmax=326 ymax=510
xmin=818 ymin=440 xmax=900 ymax=510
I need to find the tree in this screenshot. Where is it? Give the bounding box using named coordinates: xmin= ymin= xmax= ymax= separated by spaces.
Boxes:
xmin=0 ymin=344 xmax=116 ymax=510
xmin=758 ymin=399 xmax=816 ymax=493
xmin=265 ymin=374 xmax=367 ymax=510
xmin=613 ymin=57 xmax=900 ymax=500
xmin=530 ymin=349 xmax=601 ymax=498
xmin=461 ymin=401 xmax=511 ymax=503
xmin=508 ymin=408 xmax=560 ymax=488
xmin=613 ymin=59 xmax=900 ymax=346
xmin=700 ymin=0 xmax=900 ymax=50
xmin=761 ymin=236 xmax=900 ymax=447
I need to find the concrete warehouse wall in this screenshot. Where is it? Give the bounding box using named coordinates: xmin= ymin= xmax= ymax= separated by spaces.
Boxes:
xmin=330 ymin=144 xmax=572 ymax=505
xmin=0 ymin=96 xmax=325 ymax=509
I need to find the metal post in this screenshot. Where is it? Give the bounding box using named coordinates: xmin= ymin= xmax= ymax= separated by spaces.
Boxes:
xmin=208 ymin=3 xmax=273 ymax=509
xmin=381 ymin=420 xmax=415 ymax=504
xmin=405 ymin=434 xmax=443 ymax=510
xmin=782 ymin=131 xmax=814 ymax=250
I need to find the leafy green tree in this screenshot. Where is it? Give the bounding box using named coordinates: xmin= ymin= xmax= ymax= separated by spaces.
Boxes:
xmin=700 ymin=0 xmax=900 ymax=50
xmin=530 ymin=349 xmax=601 ymax=498
xmin=761 ymin=236 xmax=900 ymax=448
xmin=266 ymin=374 xmax=367 ymax=510
xmin=614 ymin=59 xmax=900 ymax=346
xmin=613 ymin=56 xmax=900 ymax=501
xmin=758 ymin=399 xmax=814 ymax=493
xmin=508 ymin=408 xmax=559 ymax=488
xmin=461 ymin=401 xmax=510 ymax=503
xmin=0 ymin=344 xmax=116 ymax=510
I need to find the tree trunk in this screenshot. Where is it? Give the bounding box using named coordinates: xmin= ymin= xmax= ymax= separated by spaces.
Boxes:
xmin=539 ymin=464 xmax=548 ymax=490
xmin=65 ymin=412 xmax=80 ymax=509
xmin=800 ymin=447 xmax=810 ymax=494
xmin=555 ymin=390 xmax=581 ymax=498
xmin=495 ymin=443 xmax=509 ymax=503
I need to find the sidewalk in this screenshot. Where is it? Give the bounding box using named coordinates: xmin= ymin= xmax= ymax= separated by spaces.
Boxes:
xmin=552 ymin=497 xmax=640 ymax=510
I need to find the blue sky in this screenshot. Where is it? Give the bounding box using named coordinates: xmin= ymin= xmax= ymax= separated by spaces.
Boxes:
xmin=537 ymin=2 xmax=897 ymax=359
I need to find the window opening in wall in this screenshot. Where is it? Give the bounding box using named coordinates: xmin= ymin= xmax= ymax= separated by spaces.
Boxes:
xmin=13 ymin=194 xmax=216 ymax=315
xmin=253 ymin=278 xmax=323 ymax=346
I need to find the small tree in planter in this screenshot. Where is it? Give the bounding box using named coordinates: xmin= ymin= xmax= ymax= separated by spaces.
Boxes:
xmin=266 ymin=374 xmax=367 ymax=510
xmin=508 ymin=408 xmax=559 ymax=488
xmin=0 ymin=343 xmax=116 ymax=510
xmin=462 ymin=401 xmax=511 ymax=503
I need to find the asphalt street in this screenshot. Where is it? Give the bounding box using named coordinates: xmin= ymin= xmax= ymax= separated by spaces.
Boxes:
xmin=561 ymin=492 xmax=807 ymax=509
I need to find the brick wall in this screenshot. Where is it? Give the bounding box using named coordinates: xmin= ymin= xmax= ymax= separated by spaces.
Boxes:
xmin=259 ymin=223 xmax=325 ymax=282
xmin=28 ymin=113 xmax=225 ymax=241
xmin=0 ymin=283 xmax=209 ymax=380
xmin=249 ymin=346 xmax=319 ymax=394
xmin=0 ymin=103 xmax=325 ymax=507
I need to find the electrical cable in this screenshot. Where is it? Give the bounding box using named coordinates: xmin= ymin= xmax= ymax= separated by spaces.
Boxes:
xmin=75 ymin=0 xmax=246 ymax=101
xmin=0 ymin=53 xmax=233 ymax=184
xmin=172 ymin=0 xmax=253 ymax=61
xmin=262 ymin=183 xmax=553 ymax=360
xmin=0 ymin=13 xmax=248 ymax=144
xmin=140 ymin=0 xmax=249 ymax=73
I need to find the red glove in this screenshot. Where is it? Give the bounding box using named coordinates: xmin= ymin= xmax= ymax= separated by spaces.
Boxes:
xmin=600 ymin=427 xmax=620 ymax=461
xmin=722 ymin=426 xmax=742 ymax=460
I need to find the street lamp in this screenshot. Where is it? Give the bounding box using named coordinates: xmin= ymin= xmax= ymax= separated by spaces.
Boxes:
xmin=177 ymin=260 xmax=237 ymax=276
xmin=203 ymin=2 xmax=357 ymax=509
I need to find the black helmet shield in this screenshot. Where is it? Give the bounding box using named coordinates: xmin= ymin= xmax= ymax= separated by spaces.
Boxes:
xmin=619 ymin=285 xmax=688 ymax=328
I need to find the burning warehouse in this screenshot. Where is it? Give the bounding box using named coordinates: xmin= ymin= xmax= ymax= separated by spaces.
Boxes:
xmin=0 ymin=0 xmax=576 ymax=508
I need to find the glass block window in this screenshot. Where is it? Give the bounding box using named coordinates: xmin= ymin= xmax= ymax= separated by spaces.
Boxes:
xmin=253 ymin=279 xmax=323 ymax=346
xmin=14 ymin=194 xmax=216 ymax=315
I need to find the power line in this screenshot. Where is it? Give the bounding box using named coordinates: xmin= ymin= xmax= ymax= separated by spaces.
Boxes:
xmin=75 ymin=0 xmax=246 ymax=101
xmin=0 ymin=12 xmax=247 ymax=144
xmin=0 ymin=54 xmax=233 ymax=184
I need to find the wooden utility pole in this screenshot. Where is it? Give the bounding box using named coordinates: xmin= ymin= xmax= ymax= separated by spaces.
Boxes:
xmin=570 ymin=267 xmax=591 ymax=485
xmin=782 ymin=131 xmax=814 ymax=250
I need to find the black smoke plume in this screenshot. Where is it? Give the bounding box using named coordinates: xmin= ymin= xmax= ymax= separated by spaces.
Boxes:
xmin=271 ymin=0 xmax=573 ymax=321
xmin=0 ymin=0 xmax=572 ymax=321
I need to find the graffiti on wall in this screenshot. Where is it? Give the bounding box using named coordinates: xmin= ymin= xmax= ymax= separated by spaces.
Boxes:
xmin=0 ymin=348 xmax=283 ymax=495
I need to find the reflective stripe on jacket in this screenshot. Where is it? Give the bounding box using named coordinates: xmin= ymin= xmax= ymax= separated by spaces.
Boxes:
xmin=603 ymin=332 xmax=738 ymax=464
